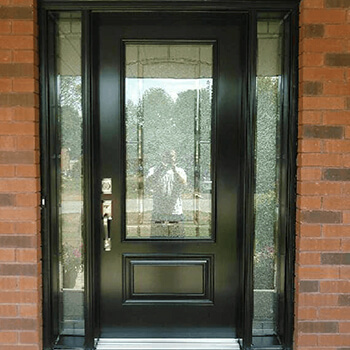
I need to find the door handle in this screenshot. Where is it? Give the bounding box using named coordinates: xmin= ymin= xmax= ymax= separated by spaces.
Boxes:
xmin=102 ymin=200 xmax=112 ymax=251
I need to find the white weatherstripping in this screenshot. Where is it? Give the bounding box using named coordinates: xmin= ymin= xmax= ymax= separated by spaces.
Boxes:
xmin=96 ymin=338 xmax=241 ymax=350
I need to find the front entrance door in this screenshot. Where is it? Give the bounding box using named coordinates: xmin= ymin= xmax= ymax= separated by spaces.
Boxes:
xmin=95 ymin=12 xmax=246 ymax=338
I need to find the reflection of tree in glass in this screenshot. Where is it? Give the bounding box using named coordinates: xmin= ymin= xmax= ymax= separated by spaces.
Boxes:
xmin=125 ymin=85 xmax=212 ymax=191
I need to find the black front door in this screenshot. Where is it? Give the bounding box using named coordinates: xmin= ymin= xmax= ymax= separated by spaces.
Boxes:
xmin=95 ymin=12 xmax=246 ymax=338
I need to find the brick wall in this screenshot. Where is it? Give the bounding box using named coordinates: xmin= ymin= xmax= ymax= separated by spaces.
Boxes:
xmin=296 ymin=0 xmax=350 ymax=349
xmin=0 ymin=0 xmax=41 ymax=349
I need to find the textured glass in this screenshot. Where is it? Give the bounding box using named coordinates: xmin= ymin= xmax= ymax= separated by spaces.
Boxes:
xmin=125 ymin=44 xmax=213 ymax=239
xmin=253 ymin=19 xmax=283 ymax=336
xmin=56 ymin=13 xmax=84 ymax=335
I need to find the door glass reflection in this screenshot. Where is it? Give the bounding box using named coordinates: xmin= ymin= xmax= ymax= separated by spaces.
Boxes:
xmin=125 ymin=43 xmax=213 ymax=239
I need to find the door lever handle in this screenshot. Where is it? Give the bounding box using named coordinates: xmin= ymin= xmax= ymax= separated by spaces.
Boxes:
xmin=102 ymin=200 xmax=112 ymax=252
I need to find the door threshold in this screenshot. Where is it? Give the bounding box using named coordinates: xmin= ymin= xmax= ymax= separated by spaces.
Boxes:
xmin=96 ymin=338 xmax=241 ymax=350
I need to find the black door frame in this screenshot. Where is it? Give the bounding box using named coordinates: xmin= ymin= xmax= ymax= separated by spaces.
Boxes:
xmin=39 ymin=1 xmax=299 ymax=349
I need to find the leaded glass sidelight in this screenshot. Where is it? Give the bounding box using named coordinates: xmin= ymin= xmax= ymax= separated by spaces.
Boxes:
xmin=253 ymin=19 xmax=284 ymax=336
xmin=55 ymin=12 xmax=84 ymax=335
xmin=125 ymin=43 xmax=213 ymax=239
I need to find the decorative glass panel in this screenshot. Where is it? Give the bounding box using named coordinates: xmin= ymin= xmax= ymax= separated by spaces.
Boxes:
xmin=56 ymin=13 xmax=84 ymax=335
xmin=253 ymin=19 xmax=283 ymax=336
xmin=125 ymin=43 xmax=213 ymax=239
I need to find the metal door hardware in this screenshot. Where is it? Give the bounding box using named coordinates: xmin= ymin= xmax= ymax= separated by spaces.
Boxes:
xmin=102 ymin=200 xmax=112 ymax=251
xmin=102 ymin=178 xmax=112 ymax=194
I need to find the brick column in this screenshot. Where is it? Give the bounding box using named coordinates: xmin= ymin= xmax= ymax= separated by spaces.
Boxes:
xmin=296 ymin=0 xmax=350 ymax=348
xmin=0 ymin=0 xmax=41 ymax=349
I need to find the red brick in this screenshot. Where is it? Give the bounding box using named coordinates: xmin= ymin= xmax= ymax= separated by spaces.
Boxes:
xmin=297 ymin=196 xmax=322 ymax=210
xmin=0 ymin=20 xmax=11 ymax=34
xmin=0 ymin=50 xmax=11 ymax=63
xmin=19 ymin=331 xmax=39 ymax=344
xmin=0 ymin=78 xmax=11 ymax=92
xmin=296 ymin=334 xmax=318 ymax=346
xmin=0 ymin=291 xmax=37 ymax=304
xmin=0 ymin=92 xmax=37 ymax=107
xmin=299 ymin=266 xmax=339 ymax=279
xmin=298 ymin=168 xmax=322 ymax=181
xmin=318 ymin=334 xmax=350 ymax=346
xmin=300 ymin=96 xmax=345 ymax=110
xmin=343 ymin=212 xmax=350 ymax=223
xmin=0 ymin=179 xmax=38 ymax=192
xmin=16 ymin=136 xmax=37 ymax=150
xmin=16 ymin=165 xmax=38 ymax=178
xmin=299 ymin=53 xmax=324 ymax=67
xmin=301 ymin=9 xmax=347 ymax=24
xmin=0 ymin=248 xmax=15 ymax=261
xmin=12 ymin=107 xmax=38 ymax=122
xmin=324 ymin=140 xmax=350 ymax=153
xmin=299 ymin=321 xmax=338 ymax=333
xmin=16 ymin=193 xmax=38 ymax=207
xmin=301 ymin=0 xmax=324 ymax=8
xmin=0 ymin=332 xmax=17 ymax=344
xmin=325 ymin=24 xmax=350 ymax=38
xmin=340 ymin=266 xmax=350 ymax=278
xmin=12 ymin=0 xmax=37 ymax=5
xmin=18 ymin=277 xmax=37 ymax=290
xmin=0 ymin=122 xmax=36 ymax=136
xmin=0 ymin=221 xmax=14 ymax=234
xmin=323 ymin=111 xmax=350 ymax=125
xmin=0 ymin=305 xmax=17 ymax=317
xmin=299 ymin=252 xmax=321 ymax=264
xmin=17 ymin=249 xmax=38 ymax=263
xmin=342 ymin=239 xmax=350 ymax=251
xmin=0 ymin=108 xmax=14 ymax=121
xmin=297 ymin=307 xmax=318 ymax=320
xmin=299 ymin=224 xmax=322 ymax=237
xmin=339 ymin=322 xmax=350 ymax=333
xmin=299 ymin=111 xmax=323 ymax=124
xmin=0 ymin=346 xmax=40 ymax=350
xmin=0 ymin=207 xmax=38 ymax=220
xmin=0 ymin=165 xmax=14 ymax=176
xmin=12 ymin=21 xmax=34 ymax=35
xmin=15 ymin=222 xmax=38 ymax=234
xmin=319 ymin=308 xmax=350 ymax=320
xmin=325 ymin=0 xmax=350 ymax=7
xmin=19 ymin=305 xmax=37 ymax=318
xmin=299 ymin=238 xmax=341 ymax=251
xmin=301 ymin=38 xmax=346 ymax=53
xmin=298 ymin=182 xmax=342 ymax=195
xmin=0 ymin=318 xmax=37 ymax=330
xmin=323 ymin=225 xmax=350 ymax=237
xmin=0 ymin=136 xmax=16 ymax=150
xmin=13 ymin=78 xmax=36 ymax=92
xmin=323 ymin=197 xmax=350 ymax=210
xmin=323 ymin=82 xmax=350 ymax=95
xmin=0 ymin=277 xmax=16 ymax=290
xmin=0 ymin=150 xmax=35 ymax=164
xmin=0 ymin=35 xmax=34 ymax=50
xmin=298 ymin=139 xmax=322 ymax=153
xmin=12 ymin=50 xmax=36 ymax=64
xmin=299 ymin=153 xmax=345 ymax=167
xmin=320 ymin=281 xmax=350 ymax=293
xmin=301 ymin=67 xmax=346 ymax=82
xmin=0 ymin=263 xmax=37 ymax=276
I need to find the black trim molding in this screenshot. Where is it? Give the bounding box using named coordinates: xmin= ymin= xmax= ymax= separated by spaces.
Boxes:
xmin=39 ymin=1 xmax=299 ymax=349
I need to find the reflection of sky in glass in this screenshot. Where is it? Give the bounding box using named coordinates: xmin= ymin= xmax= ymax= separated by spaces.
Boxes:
xmin=126 ymin=78 xmax=212 ymax=103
